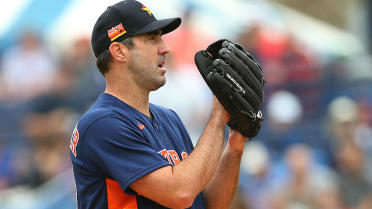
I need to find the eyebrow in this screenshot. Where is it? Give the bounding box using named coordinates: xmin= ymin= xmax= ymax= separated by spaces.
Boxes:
xmin=146 ymin=30 xmax=162 ymax=37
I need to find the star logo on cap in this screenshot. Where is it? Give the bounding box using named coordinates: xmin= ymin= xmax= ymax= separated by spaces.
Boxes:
xmin=141 ymin=5 xmax=152 ymax=16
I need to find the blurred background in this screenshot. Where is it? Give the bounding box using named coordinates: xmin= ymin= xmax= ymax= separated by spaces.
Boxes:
xmin=0 ymin=0 xmax=371 ymax=208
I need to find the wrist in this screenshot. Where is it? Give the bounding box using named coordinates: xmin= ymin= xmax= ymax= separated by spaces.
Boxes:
xmin=208 ymin=116 xmax=227 ymax=130
xmin=227 ymin=139 xmax=245 ymax=153
xmin=225 ymin=142 xmax=244 ymax=158
xmin=227 ymin=130 xmax=247 ymax=153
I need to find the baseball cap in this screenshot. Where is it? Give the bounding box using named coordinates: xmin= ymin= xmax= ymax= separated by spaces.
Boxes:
xmin=91 ymin=0 xmax=182 ymax=57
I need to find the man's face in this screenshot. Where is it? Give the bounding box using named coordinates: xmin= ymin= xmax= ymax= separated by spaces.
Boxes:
xmin=127 ymin=30 xmax=170 ymax=92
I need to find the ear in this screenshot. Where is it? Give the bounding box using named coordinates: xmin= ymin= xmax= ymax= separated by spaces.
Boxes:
xmin=109 ymin=42 xmax=129 ymax=63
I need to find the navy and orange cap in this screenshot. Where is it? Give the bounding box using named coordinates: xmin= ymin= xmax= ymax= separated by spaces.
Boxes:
xmin=91 ymin=0 xmax=182 ymax=57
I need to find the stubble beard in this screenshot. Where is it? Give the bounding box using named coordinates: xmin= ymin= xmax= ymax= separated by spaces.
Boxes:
xmin=128 ymin=50 xmax=166 ymax=92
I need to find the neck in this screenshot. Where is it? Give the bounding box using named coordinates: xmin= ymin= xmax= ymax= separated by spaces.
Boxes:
xmin=105 ymin=77 xmax=151 ymax=118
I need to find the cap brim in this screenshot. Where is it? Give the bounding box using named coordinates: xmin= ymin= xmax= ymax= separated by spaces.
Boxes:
xmin=134 ymin=17 xmax=181 ymax=36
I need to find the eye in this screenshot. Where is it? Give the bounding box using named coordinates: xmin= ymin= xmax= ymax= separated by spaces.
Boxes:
xmin=150 ymin=35 xmax=158 ymax=40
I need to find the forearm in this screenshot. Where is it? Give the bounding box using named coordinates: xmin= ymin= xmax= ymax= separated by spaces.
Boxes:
xmin=130 ymin=97 xmax=229 ymax=209
xmin=171 ymin=116 xmax=225 ymax=197
xmin=203 ymin=135 xmax=245 ymax=209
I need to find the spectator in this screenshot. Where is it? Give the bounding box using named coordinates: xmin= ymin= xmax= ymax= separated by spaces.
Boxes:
xmin=281 ymin=34 xmax=319 ymax=83
xmin=271 ymin=144 xmax=335 ymax=209
xmin=22 ymin=108 xmax=74 ymax=187
xmin=314 ymin=182 xmax=345 ymax=209
xmin=239 ymin=142 xmax=277 ymax=209
xmin=164 ymin=4 xmax=214 ymax=72
xmin=336 ymin=141 xmax=372 ymax=207
xmin=258 ymin=90 xmax=304 ymax=156
xmin=236 ymin=24 xmax=261 ymax=60
xmin=323 ymin=96 xmax=359 ymax=168
xmin=0 ymin=30 xmax=56 ymax=103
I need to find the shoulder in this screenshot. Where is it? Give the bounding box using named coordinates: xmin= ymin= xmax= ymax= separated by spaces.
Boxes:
xmin=74 ymin=107 xmax=143 ymax=159
xmin=78 ymin=107 xmax=141 ymax=137
xmin=77 ymin=106 xmax=114 ymax=132
xmin=76 ymin=109 xmax=141 ymax=149
xmin=77 ymin=94 xmax=139 ymax=132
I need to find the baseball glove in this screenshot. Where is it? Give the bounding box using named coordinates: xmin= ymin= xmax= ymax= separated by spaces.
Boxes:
xmin=194 ymin=39 xmax=265 ymax=138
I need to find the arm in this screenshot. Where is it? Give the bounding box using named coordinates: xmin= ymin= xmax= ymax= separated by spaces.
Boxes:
xmin=203 ymin=129 xmax=248 ymax=209
xmin=130 ymin=97 xmax=229 ymax=209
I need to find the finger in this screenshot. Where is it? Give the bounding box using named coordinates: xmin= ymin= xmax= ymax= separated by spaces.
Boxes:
xmin=222 ymin=41 xmax=264 ymax=82
xmin=229 ymin=88 xmax=258 ymax=117
xmin=223 ymin=43 xmax=264 ymax=83
xmin=218 ymin=49 xmax=264 ymax=103
xmin=206 ymin=69 xmax=240 ymax=116
xmin=213 ymin=59 xmax=262 ymax=110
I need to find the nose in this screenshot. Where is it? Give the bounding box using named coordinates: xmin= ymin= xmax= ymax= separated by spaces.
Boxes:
xmin=158 ymin=39 xmax=170 ymax=55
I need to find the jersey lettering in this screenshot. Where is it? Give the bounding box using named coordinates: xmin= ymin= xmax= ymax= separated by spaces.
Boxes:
xmin=167 ymin=150 xmax=181 ymax=165
xmin=70 ymin=125 xmax=79 ymax=157
xmin=158 ymin=149 xmax=172 ymax=164
xmin=158 ymin=149 xmax=188 ymax=166
xmin=181 ymin=152 xmax=189 ymax=160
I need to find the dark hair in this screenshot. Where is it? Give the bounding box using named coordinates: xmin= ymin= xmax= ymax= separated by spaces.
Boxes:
xmin=96 ymin=37 xmax=135 ymax=76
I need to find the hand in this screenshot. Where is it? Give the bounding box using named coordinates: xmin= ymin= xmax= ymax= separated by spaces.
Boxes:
xmin=227 ymin=127 xmax=248 ymax=153
xmin=210 ymin=96 xmax=230 ymax=127
xmin=195 ymin=39 xmax=265 ymax=138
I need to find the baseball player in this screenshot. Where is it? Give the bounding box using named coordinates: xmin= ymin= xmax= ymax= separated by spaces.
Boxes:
xmin=70 ymin=0 xmax=264 ymax=208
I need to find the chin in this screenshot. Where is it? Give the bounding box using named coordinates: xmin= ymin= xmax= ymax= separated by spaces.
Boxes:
xmin=151 ymin=79 xmax=166 ymax=91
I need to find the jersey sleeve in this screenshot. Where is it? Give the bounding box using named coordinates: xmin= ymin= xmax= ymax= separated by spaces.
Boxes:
xmin=82 ymin=115 xmax=170 ymax=194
